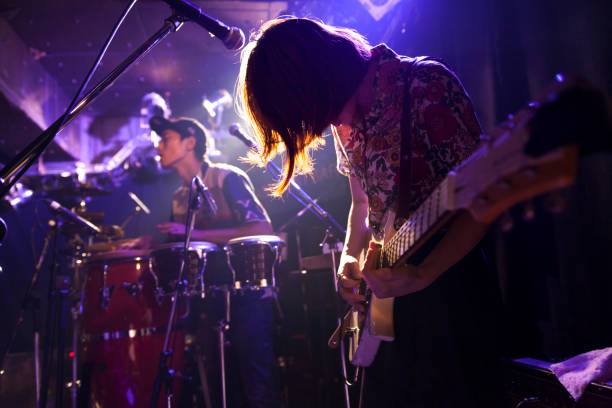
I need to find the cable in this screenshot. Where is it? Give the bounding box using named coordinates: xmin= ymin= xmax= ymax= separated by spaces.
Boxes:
xmin=515 ymin=397 xmax=540 ymax=407
xmin=64 ymin=0 xmax=139 ymax=124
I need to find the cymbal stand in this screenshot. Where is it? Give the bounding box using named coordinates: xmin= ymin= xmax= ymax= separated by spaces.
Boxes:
xmin=39 ymin=222 xmax=93 ymax=408
xmin=0 ymin=219 xmax=56 ymax=408
xmin=37 ymin=219 xmax=62 ymax=408
xmin=120 ymin=192 xmax=151 ymax=230
xmin=68 ymin=238 xmax=88 ymax=408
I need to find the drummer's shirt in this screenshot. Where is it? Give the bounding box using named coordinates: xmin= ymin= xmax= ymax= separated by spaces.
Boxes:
xmin=170 ymin=160 xmax=270 ymax=232
xmin=170 ymin=161 xmax=273 ymax=297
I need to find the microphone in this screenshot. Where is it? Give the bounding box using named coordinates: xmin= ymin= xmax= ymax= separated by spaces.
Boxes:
xmin=193 ymin=176 xmax=218 ymax=216
xmin=228 ymin=124 xmax=257 ymax=150
xmin=46 ymin=200 xmax=101 ymax=234
xmin=161 ymin=0 xmax=245 ymax=50
xmin=128 ymin=192 xmax=151 ymax=215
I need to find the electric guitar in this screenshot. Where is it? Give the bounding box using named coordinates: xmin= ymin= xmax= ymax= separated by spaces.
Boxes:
xmin=328 ymin=74 xmax=607 ymax=367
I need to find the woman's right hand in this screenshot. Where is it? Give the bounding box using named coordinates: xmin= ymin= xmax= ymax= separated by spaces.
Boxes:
xmin=337 ymin=254 xmax=366 ymax=312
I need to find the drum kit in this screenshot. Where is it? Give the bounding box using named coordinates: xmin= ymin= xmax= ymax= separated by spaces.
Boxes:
xmin=81 ymin=239 xmax=284 ymax=408
xmin=3 ymin=177 xmax=285 ymax=408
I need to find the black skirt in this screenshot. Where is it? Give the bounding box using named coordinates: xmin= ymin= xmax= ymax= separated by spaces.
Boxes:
xmin=361 ymin=246 xmax=505 ymax=408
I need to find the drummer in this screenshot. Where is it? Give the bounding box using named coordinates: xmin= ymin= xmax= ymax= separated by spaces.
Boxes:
xmin=126 ymin=116 xmax=273 ymax=246
xmin=124 ymin=116 xmax=281 ymax=408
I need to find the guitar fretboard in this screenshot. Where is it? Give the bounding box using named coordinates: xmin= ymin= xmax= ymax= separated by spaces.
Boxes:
xmin=381 ymin=175 xmax=455 ymax=268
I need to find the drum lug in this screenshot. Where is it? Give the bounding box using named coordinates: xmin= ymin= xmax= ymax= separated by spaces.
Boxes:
xmin=175 ymin=279 xmax=189 ymax=295
xmin=99 ymin=285 xmax=114 ymax=310
xmin=122 ymin=281 xmax=143 ymax=296
xmin=100 ymin=263 xmax=114 ymax=309
xmin=155 ymin=291 xmax=165 ymax=305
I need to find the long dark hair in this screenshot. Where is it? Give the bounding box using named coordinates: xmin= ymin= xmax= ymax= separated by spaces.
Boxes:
xmin=237 ymin=17 xmax=371 ymax=195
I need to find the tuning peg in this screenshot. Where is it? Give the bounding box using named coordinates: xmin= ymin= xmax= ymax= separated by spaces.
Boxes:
xmin=542 ymin=190 xmax=567 ymax=214
xmin=499 ymin=211 xmax=514 ymax=232
xmin=522 ymin=200 xmax=536 ymax=221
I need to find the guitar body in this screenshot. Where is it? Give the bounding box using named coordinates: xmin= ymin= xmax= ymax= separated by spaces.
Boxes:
xmin=351 ymin=210 xmax=399 ymax=367
xmin=350 ymin=294 xmax=394 ymax=366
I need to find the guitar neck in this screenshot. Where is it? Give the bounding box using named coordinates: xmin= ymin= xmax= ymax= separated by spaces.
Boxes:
xmin=381 ymin=175 xmax=457 ymax=268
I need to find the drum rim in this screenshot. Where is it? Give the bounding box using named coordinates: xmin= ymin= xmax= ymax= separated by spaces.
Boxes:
xmin=226 ymin=235 xmax=285 ymax=246
xmin=151 ymin=241 xmax=220 ymax=252
xmin=86 ymin=250 xmax=150 ymax=263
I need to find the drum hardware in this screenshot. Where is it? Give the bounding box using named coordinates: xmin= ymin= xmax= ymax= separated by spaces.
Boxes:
xmin=99 ymin=264 xmax=114 ymax=310
xmin=122 ymin=281 xmax=144 ymax=296
xmin=174 ymin=279 xmax=190 ymax=294
xmin=0 ymin=206 xmax=98 ymax=408
xmin=69 ymin=304 xmax=80 ymax=406
xmin=43 ymin=218 xmax=98 ymax=408
xmin=95 ymin=224 xmax=124 ymax=241
xmin=195 ymin=350 xmax=213 ymax=408
xmin=46 ymin=199 xmax=101 ymax=236
xmin=119 ymin=191 xmax=152 ymax=230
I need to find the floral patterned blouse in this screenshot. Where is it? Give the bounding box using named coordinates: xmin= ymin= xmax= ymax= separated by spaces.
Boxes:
xmin=334 ymin=44 xmax=482 ymax=237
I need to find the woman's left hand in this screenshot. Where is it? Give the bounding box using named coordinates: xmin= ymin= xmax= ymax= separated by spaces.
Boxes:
xmin=361 ymin=242 xmax=435 ymax=298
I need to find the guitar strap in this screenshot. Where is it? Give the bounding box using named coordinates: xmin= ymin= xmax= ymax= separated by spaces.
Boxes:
xmin=397 ymin=56 xmax=450 ymax=220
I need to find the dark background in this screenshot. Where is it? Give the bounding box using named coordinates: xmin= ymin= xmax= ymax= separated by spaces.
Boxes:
xmin=0 ymin=0 xmax=610 ymax=405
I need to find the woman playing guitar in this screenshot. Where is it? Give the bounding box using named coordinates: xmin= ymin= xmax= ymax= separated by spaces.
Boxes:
xmin=237 ymin=17 xmax=504 ymax=407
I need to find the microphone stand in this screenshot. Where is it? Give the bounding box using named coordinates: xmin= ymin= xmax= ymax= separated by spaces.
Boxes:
xmin=230 ymin=125 xmax=345 ymax=237
xmin=150 ymin=178 xmax=200 ymax=408
xmin=264 ymin=160 xmax=346 ymax=238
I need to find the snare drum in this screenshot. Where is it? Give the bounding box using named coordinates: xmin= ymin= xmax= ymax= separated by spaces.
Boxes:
xmin=149 ymin=241 xmax=223 ymax=296
xmin=225 ymin=235 xmax=284 ymax=290
xmin=80 ymin=250 xmax=184 ymax=407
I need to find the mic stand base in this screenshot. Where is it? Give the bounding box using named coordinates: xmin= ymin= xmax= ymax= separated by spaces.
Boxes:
xmin=150 ymin=350 xmax=175 ymax=408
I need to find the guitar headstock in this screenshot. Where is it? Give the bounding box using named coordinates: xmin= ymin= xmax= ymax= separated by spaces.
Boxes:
xmin=452 ymin=73 xmax=609 ymax=224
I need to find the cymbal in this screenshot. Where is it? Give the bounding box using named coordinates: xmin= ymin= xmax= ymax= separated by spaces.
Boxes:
xmin=44 ymin=185 xmax=111 ymax=197
xmin=88 ymin=238 xmax=131 ymax=253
